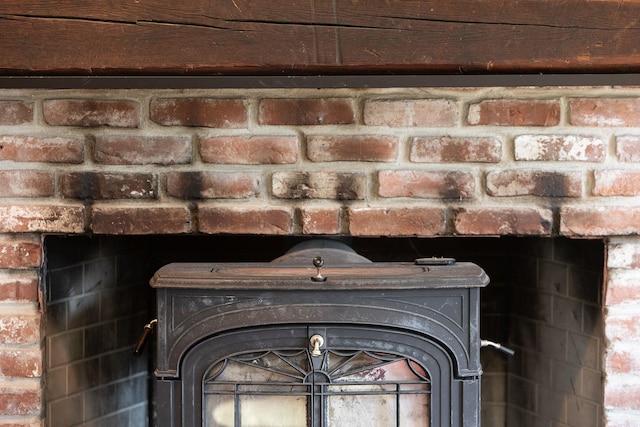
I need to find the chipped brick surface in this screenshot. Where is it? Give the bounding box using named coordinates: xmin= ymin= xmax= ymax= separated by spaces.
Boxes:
xmin=150 ymin=98 xmax=247 ymax=128
xmin=43 ymin=99 xmax=139 ymax=127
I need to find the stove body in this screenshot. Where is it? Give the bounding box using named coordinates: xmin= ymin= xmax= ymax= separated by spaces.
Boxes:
xmin=150 ymin=241 xmax=489 ymax=426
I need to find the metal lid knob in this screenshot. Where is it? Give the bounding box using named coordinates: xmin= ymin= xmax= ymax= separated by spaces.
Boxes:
xmin=311 ymin=256 xmax=327 ymax=282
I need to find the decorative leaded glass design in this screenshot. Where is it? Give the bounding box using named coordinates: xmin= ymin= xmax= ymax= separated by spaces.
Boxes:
xmin=203 ymin=349 xmax=431 ymax=427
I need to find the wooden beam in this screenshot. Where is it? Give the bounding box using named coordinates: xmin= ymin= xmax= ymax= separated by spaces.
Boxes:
xmin=1 ymin=0 xmax=639 ymax=75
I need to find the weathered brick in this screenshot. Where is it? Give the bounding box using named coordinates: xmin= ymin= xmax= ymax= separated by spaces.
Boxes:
xmin=94 ymin=135 xmax=192 ymax=165
xmin=608 ymin=243 xmax=640 ymax=269
xmin=570 ymin=98 xmax=640 ymax=127
xmin=0 ymin=238 xmax=40 ymax=269
xmin=43 ymin=99 xmax=139 ymax=127
xmin=605 ymin=410 xmax=640 ymax=427
xmin=486 ymin=170 xmax=582 ymax=197
xmin=514 ymin=134 xmax=605 ymax=162
xmin=468 ymin=99 xmax=560 ymax=126
xmin=0 ymin=271 xmax=38 ymax=301
xmin=606 ymin=343 xmax=640 ymax=373
xmin=616 ymin=135 xmax=640 ymax=162
xmin=605 ymin=380 xmax=640 ymax=410
xmin=272 ymin=171 xmax=366 ymax=200
xmin=0 ymin=136 xmax=84 ymax=164
xmin=200 ymin=135 xmax=298 ymax=164
xmin=0 ymin=171 xmax=54 ymax=198
xmin=259 ymin=98 xmax=354 ymax=125
xmin=150 ymin=98 xmax=247 ymax=128
xmin=379 ymin=170 xmax=474 ymax=199
xmin=0 ymin=101 xmax=33 ymax=125
xmin=199 ymin=207 xmax=293 ymax=234
xmin=91 ymin=206 xmax=191 ymax=234
xmin=61 ymin=172 xmax=157 ymax=199
xmin=410 ymin=136 xmax=502 ymax=163
xmin=348 ymin=207 xmax=445 ymax=236
xmin=454 ymin=207 xmax=553 ymax=235
xmin=306 ymin=135 xmax=398 ymax=162
xmin=594 ymin=170 xmax=640 ymax=196
xmin=0 ymin=349 xmax=41 ymax=377
xmin=606 ymin=271 xmax=640 ymax=306
xmin=0 ymin=205 xmax=84 ymax=233
xmin=300 ymin=207 xmax=341 ymax=235
xmin=364 ymin=99 xmax=457 ymax=127
xmin=166 ymin=171 xmax=259 ymax=199
xmin=604 ymin=379 xmax=640 ymax=412
xmin=0 ymin=314 xmax=39 ymax=345
xmin=0 ymin=387 xmax=40 ymax=416
xmin=561 ymin=206 xmax=640 ymax=236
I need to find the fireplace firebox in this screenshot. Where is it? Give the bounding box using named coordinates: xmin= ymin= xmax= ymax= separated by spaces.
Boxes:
xmin=147 ymin=240 xmax=489 ymax=426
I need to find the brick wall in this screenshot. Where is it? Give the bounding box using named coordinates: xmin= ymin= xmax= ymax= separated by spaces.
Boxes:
xmin=0 ymin=86 xmax=639 ymax=425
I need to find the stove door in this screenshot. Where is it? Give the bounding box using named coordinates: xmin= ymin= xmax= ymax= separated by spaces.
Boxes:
xmin=203 ymin=346 xmax=430 ymax=426
xmin=169 ymin=325 xmax=463 ymax=427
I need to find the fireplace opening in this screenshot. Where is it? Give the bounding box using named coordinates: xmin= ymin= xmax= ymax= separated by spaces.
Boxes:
xmin=42 ymin=235 xmax=604 ymax=426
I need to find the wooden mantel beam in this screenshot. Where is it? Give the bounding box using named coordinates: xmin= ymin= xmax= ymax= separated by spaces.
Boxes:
xmin=0 ymin=0 xmax=639 ymax=75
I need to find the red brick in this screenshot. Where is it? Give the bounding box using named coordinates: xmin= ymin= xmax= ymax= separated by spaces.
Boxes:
xmin=166 ymin=171 xmax=259 ymax=199
xmin=150 ymin=98 xmax=247 ymax=128
xmin=0 ymin=238 xmax=40 ymax=269
xmin=43 ymin=99 xmax=139 ymax=127
xmin=348 ymin=207 xmax=445 ymax=236
xmin=0 ymin=101 xmax=33 ymax=125
xmin=199 ymin=207 xmax=293 ymax=234
xmin=570 ymin=98 xmax=640 ymax=127
xmin=94 ymin=135 xmax=192 ymax=165
xmin=605 ymin=381 xmax=640 ymax=410
xmin=454 ymin=207 xmax=553 ymax=235
xmin=617 ymin=135 xmax=640 ymax=162
xmin=0 ymin=171 xmax=54 ymax=198
xmin=410 ymin=136 xmax=501 ymax=163
xmin=91 ymin=205 xmax=191 ymax=234
xmin=0 ymin=271 xmax=38 ymax=301
xmin=514 ymin=134 xmax=605 ymax=162
xmin=378 ymin=170 xmax=474 ymax=199
xmin=606 ymin=314 xmax=640 ymax=342
xmin=0 ymin=205 xmax=84 ymax=233
xmin=200 ymin=135 xmax=298 ymax=164
xmin=486 ymin=170 xmax=582 ymax=197
xmin=272 ymin=171 xmax=366 ymax=200
xmin=594 ymin=170 xmax=640 ymax=196
xmin=0 ymin=388 xmax=40 ymax=416
xmin=364 ymin=99 xmax=457 ymax=127
xmin=0 ymin=136 xmax=84 ymax=164
xmin=259 ymin=98 xmax=354 ymax=125
xmin=606 ymin=345 xmax=640 ymax=373
xmin=300 ymin=207 xmax=341 ymax=235
xmin=606 ymin=271 xmax=640 ymax=306
xmin=468 ymin=99 xmax=560 ymax=126
xmin=306 ymin=135 xmax=398 ymax=162
xmin=61 ymin=172 xmax=157 ymax=199
xmin=0 ymin=315 xmax=39 ymax=345
xmin=561 ymin=206 xmax=640 ymax=236
xmin=0 ymin=349 xmax=41 ymax=377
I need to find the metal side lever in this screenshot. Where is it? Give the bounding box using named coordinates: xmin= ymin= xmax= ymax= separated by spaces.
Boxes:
xmin=134 ymin=319 xmax=157 ymax=357
xmin=481 ymin=339 xmax=515 ymax=356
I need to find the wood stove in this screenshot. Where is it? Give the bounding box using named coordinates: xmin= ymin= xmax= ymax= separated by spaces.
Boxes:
xmin=148 ymin=240 xmax=489 ymax=426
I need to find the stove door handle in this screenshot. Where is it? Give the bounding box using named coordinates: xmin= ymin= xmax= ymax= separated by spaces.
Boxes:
xmin=309 ymin=334 xmax=325 ymax=357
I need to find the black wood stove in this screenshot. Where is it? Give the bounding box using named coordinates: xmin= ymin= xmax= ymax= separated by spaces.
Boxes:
xmin=148 ymin=240 xmax=489 ymax=426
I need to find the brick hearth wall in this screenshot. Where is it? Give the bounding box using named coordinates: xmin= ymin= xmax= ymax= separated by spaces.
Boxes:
xmin=0 ymin=86 xmax=639 ymax=426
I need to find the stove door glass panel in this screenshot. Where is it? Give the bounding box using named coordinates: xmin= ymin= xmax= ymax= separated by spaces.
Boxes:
xmin=203 ymin=350 xmax=430 ymax=426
